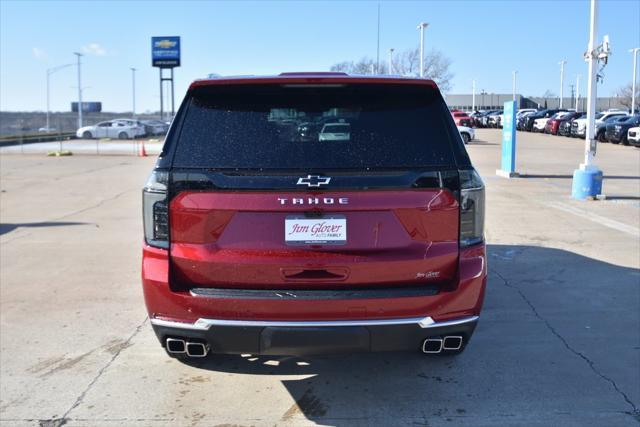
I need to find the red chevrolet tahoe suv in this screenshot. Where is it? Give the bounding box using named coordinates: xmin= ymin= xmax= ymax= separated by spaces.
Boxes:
xmin=142 ymin=73 xmax=487 ymax=359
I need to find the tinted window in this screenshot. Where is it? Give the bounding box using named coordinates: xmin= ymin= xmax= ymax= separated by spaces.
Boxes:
xmin=173 ymin=84 xmax=461 ymax=170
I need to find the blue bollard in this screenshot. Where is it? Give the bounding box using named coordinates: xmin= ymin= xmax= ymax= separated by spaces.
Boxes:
xmin=571 ymin=168 xmax=603 ymax=199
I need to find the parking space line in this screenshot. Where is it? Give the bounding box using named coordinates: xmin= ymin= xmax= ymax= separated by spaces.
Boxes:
xmin=545 ymin=201 xmax=640 ymax=237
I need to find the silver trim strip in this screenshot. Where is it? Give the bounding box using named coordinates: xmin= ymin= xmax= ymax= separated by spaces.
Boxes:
xmin=150 ymin=315 xmax=478 ymax=331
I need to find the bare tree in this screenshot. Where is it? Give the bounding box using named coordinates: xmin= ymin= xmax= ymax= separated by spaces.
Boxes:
xmin=390 ymin=48 xmax=453 ymax=92
xmin=330 ymin=57 xmax=387 ymax=74
xmin=541 ymin=90 xmax=556 ymax=98
xmin=614 ymin=83 xmax=640 ymax=109
xmin=331 ymin=47 xmax=453 ymax=92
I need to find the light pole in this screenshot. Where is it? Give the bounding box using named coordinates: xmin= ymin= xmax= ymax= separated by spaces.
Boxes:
xmin=571 ymin=0 xmax=610 ymax=200
xmin=575 ymin=74 xmax=581 ymax=111
xmin=73 ymin=52 xmax=84 ymax=129
xmin=472 ymin=79 xmax=476 ymax=111
xmin=388 ymin=48 xmax=394 ymax=74
xmin=130 ymin=67 xmax=137 ymax=117
xmin=630 ymin=48 xmax=639 ymax=115
xmin=46 ymin=63 xmax=73 ymax=130
xmin=512 ymin=71 xmax=518 ymax=101
xmin=559 ymin=60 xmax=567 ymax=108
xmin=417 ymin=22 xmax=429 ymax=78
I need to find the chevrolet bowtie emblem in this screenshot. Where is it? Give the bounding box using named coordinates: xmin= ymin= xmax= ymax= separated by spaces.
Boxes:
xmin=296 ymin=175 xmax=331 ymax=187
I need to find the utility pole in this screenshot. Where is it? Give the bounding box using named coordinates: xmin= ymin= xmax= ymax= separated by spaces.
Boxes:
xmin=46 ymin=63 xmax=73 ymax=130
xmin=73 ymin=52 xmax=84 ymax=129
xmin=388 ymin=48 xmax=394 ymax=74
xmin=512 ymin=71 xmax=518 ymax=101
xmin=417 ymin=22 xmax=429 ymax=78
xmin=569 ymin=84 xmax=575 ymax=109
xmin=576 ymin=74 xmax=581 ymax=111
xmin=559 ymin=60 xmax=567 ymax=109
xmin=376 ymin=3 xmax=380 ymax=73
xmin=130 ymin=68 xmax=137 ymax=117
xmin=472 ymin=80 xmax=476 ymax=111
xmin=630 ymin=48 xmax=640 ymax=115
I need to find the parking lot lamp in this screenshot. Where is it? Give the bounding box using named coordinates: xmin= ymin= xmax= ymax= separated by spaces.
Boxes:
xmin=512 ymin=71 xmax=518 ymax=102
xmin=571 ymin=0 xmax=608 ymax=200
xmin=575 ymin=74 xmax=581 ymax=111
xmin=130 ymin=67 xmax=137 ymax=117
xmin=73 ymin=52 xmax=84 ymax=129
xmin=559 ymin=60 xmax=566 ymax=108
xmin=46 ymin=63 xmax=73 ymax=130
xmin=417 ymin=22 xmax=429 ymax=78
xmin=630 ymin=48 xmax=639 ymax=115
xmin=472 ymin=80 xmax=476 ymax=111
xmin=388 ymin=48 xmax=394 ymax=74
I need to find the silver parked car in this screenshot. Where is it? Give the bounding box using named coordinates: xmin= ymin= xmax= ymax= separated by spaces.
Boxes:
xmin=76 ymin=119 xmax=145 ymax=139
xmin=141 ymin=120 xmax=170 ymax=136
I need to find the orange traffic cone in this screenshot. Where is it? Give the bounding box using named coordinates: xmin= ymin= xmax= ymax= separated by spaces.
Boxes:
xmin=139 ymin=141 xmax=147 ymax=157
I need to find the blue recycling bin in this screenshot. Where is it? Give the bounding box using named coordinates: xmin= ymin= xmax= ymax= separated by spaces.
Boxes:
xmin=571 ymin=168 xmax=603 ymax=199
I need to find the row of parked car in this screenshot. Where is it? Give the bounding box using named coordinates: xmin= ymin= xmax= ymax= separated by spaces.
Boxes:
xmin=518 ymin=109 xmax=640 ymax=146
xmin=451 ymin=108 xmax=640 ymax=147
xmin=75 ymin=119 xmax=170 ymax=140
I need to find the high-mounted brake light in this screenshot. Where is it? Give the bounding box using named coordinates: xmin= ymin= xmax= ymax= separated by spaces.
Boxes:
xmin=459 ymin=169 xmax=485 ymax=247
xmin=143 ymin=170 xmax=169 ymax=249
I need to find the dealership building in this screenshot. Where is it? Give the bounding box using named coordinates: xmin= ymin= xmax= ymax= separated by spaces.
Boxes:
xmin=444 ymin=94 xmax=628 ymax=112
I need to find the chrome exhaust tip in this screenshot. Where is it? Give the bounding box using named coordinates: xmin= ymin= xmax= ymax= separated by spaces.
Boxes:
xmin=166 ymin=338 xmax=186 ymax=354
xmin=186 ymin=341 xmax=209 ymax=358
xmin=443 ymin=336 xmax=463 ymax=351
xmin=422 ymin=338 xmax=443 ymax=354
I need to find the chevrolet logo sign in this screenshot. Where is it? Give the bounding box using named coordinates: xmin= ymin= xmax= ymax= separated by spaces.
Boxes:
xmin=155 ymin=40 xmax=177 ymax=49
xmin=296 ymin=175 xmax=331 ymax=187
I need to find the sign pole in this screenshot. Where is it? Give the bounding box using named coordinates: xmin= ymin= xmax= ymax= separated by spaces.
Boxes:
xmin=152 ymin=36 xmax=181 ymax=122
xmin=171 ymin=67 xmax=175 ymax=118
xmin=496 ymin=100 xmax=519 ymax=178
xmin=159 ymin=68 xmax=164 ymax=121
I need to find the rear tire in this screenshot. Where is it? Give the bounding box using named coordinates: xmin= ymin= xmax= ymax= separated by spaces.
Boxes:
xmin=622 ymin=137 xmax=629 ymax=146
xmin=597 ymin=131 xmax=607 ymax=142
xmin=82 ymin=131 xmax=92 ymax=139
xmin=118 ymin=132 xmax=129 ymax=140
xmin=461 ymin=133 xmax=470 ymax=144
xmin=611 ymin=139 xmax=620 ymax=145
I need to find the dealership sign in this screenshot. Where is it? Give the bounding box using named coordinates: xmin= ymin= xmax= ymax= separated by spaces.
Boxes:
xmin=71 ymin=102 xmax=102 ymax=113
xmin=152 ymin=36 xmax=180 ymax=68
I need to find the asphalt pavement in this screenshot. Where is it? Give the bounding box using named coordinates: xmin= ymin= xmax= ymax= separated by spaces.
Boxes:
xmin=0 ymin=129 xmax=638 ymax=426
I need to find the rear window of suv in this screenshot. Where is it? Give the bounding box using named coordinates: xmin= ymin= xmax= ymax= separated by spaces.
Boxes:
xmin=172 ymin=84 xmax=461 ymax=170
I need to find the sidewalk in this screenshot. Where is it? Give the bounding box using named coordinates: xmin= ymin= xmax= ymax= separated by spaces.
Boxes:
xmin=0 ymin=138 xmax=163 ymax=155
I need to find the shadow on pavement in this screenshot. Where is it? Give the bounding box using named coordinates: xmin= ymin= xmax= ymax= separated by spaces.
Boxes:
xmin=469 ymin=139 xmax=498 ymax=146
xmin=0 ymin=221 xmax=88 ymax=236
xmin=171 ymin=244 xmax=640 ymax=425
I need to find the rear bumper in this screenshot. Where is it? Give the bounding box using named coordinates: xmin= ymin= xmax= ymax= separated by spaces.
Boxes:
xmin=151 ymin=315 xmax=479 ymax=355
xmin=142 ymin=243 xmax=487 ymax=355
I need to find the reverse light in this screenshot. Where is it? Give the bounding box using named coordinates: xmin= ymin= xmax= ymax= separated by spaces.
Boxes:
xmin=459 ymin=169 xmax=485 ymax=247
xmin=143 ymin=170 xmax=169 ymax=249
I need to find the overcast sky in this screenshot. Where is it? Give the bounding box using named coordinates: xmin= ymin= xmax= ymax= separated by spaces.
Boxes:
xmin=1 ymin=0 xmax=639 ymax=112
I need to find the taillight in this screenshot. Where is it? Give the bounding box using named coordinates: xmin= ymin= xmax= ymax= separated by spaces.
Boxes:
xmin=459 ymin=169 xmax=485 ymax=247
xmin=143 ymin=170 xmax=169 ymax=249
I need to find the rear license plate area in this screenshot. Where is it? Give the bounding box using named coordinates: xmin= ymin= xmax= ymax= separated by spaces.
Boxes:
xmin=285 ymin=215 xmax=346 ymax=245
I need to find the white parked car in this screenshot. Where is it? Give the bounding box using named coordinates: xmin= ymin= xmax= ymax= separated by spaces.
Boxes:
xmin=457 ymin=125 xmax=475 ymax=144
xmin=319 ymin=123 xmax=350 ymax=141
xmin=516 ymin=108 xmax=537 ymax=118
xmin=76 ymin=119 xmax=145 ymax=140
xmin=628 ymin=126 xmax=640 ymax=146
xmin=571 ymin=111 xmax=628 ymax=138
